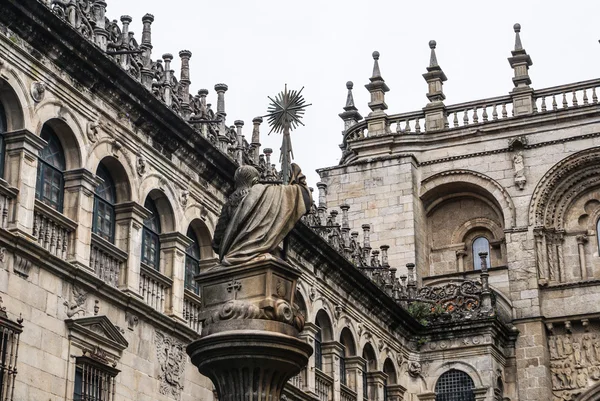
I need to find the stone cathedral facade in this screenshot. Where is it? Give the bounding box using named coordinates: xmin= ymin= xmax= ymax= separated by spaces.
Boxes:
xmin=0 ymin=1 xmax=599 ymax=401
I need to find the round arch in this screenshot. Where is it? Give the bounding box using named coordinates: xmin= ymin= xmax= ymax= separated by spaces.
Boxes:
xmin=186 ymin=218 xmax=213 ymax=259
xmin=87 ymin=139 xmax=139 ymax=201
xmin=451 ymin=217 xmax=505 ymax=245
xmin=427 ymin=361 xmax=483 ymax=391
xmin=94 ymin=156 xmax=132 ymax=203
xmin=340 ymin=327 xmax=356 ymax=356
xmin=0 ymin=76 xmax=26 ymax=131
xmin=315 ymin=309 xmax=333 ymax=341
xmin=576 ymin=381 xmax=600 ymax=401
xmin=420 ymin=169 xmax=515 ymax=228
xmin=139 ymin=173 xmax=182 ymax=232
xmin=529 ymin=147 xmax=600 ymax=228
xmin=383 ymin=358 xmax=397 ymax=384
xmin=362 ymin=342 xmax=378 ymax=372
xmin=39 ymin=118 xmax=82 ymax=170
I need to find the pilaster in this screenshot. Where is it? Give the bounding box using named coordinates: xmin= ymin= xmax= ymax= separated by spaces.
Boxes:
xmin=322 ymin=341 xmax=345 ymax=401
xmin=346 ymin=355 xmax=366 ymax=395
xmin=300 ymin=322 xmax=320 ymax=396
xmin=114 ymin=201 xmax=151 ymax=297
xmin=160 ymin=231 xmax=193 ymax=322
xmin=4 ymin=129 xmax=46 ymax=240
xmin=366 ymin=371 xmax=388 ymax=401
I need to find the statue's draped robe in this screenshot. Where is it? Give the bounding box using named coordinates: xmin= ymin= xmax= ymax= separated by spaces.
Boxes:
xmin=215 ymin=182 xmax=310 ymax=266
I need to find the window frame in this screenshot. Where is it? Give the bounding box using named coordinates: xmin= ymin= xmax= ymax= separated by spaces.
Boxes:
xmin=472 ymin=236 xmax=491 ymax=270
xmin=141 ymin=198 xmax=161 ymax=270
xmin=36 ymin=126 xmax=66 ymax=212
xmin=315 ymin=328 xmax=323 ymax=371
xmin=184 ymin=227 xmax=201 ymax=294
xmin=73 ymin=355 xmax=119 ymax=401
xmin=435 ymin=369 xmax=475 ymax=401
xmin=92 ymin=164 xmax=117 ymax=243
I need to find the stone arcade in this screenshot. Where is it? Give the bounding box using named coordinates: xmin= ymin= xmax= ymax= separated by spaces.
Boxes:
xmin=0 ymin=1 xmax=600 ymax=401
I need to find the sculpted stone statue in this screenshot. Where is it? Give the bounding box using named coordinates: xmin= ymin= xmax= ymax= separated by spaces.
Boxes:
xmin=212 ymin=163 xmax=312 ymax=266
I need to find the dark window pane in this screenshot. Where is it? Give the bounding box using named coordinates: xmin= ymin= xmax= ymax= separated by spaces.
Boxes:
xmin=95 ymin=163 xmax=116 ymax=203
xmin=435 ymin=370 xmax=475 ymax=401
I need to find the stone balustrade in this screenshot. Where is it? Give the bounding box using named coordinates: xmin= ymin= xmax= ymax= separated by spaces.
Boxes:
xmin=139 ymin=264 xmax=171 ymax=312
xmin=32 ymin=200 xmax=76 ymax=259
xmin=90 ymin=234 xmax=127 ymax=288
xmin=315 ymin=369 xmax=333 ymax=401
xmin=183 ymin=291 xmax=202 ymax=333
xmin=0 ymin=182 xmax=17 ymax=230
xmin=340 ymin=384 xmax=357 ymax=401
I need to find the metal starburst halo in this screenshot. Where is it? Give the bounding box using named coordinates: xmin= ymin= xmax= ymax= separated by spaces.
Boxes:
xmin=264 ymin=85 xmax=311 ymax=183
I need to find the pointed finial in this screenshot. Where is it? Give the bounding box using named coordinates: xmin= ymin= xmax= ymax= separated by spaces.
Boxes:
xmin=339 ymin=81 xmax=362 ymax=130
xmin=513 ymin=23 xmax=523 ymax=51
xmin=371 ymin=51 xmax=381 ymax=79
xmin=428 ymin=40 xmax=438 ymax=67
xmin=345 ymin=81 xmax=355 ymax=109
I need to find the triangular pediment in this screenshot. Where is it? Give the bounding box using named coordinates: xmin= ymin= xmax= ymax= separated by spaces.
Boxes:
xmin=65 ymin=315 xmax=128 ymax=352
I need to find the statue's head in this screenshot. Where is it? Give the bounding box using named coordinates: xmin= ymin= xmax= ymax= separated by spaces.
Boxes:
xmin=234 ymin=165 xmax=260 ymax=189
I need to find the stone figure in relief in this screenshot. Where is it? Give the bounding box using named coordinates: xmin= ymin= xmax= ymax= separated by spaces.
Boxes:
xmin=583 ymin=334 xmax=595 ymax=365
xmin=550 ymin=336 xmax=560 ymax=359
xmin=593 ymin=335 xmax=600 ymax=361
xmin=513 ymin=151 xmax=526 ymax=190
xmin=576 ymin=368 xmax=587 ymax=388
xmin=573 ymin=342 xmax=582 ymax=367
xmin=563 ymin=335 xmax=574 ymax=356
xmin=212 ymin=163 xmax=312 ymax=266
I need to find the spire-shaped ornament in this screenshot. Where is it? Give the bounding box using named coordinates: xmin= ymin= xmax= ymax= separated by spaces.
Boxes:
xmin=264 ymin=85 xmax=311 ymax=183
xmin=508 ymin=23 xmax=534 ymax=116
xmin=422 ymin=40 xmax=448 ymax=132
xmin=339 ymin=81 xmax=363 ymax=131
xmin=365 ymin=51 xmax=390 ymax=136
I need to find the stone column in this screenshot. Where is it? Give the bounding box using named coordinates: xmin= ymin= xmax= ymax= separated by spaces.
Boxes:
xmin=322 ymin=341 xmax=344 ymax=401
xmin=576 ymin=234 xmax=588 ymax=279
xmin=346 ymin=355 xmax=366 ymax=395
xmin=367 ymin=371 xmax=388 ymax=401
xmin=456 ymin=249 xmax=467 ymax=272
xmin=3 ymin=129 xmax=46 ymax=240
xmin=114 ymin=201 xmax=150 ymax=296
xmin=63 ymin=168 xmax=101 ymax=269
xmin=159 ymin=231 xmax=193 ymax=322
xmin=187 ymin=258 xmax=311 ymax=401
xmin=299 ymin=322 xmax=320 ymax=396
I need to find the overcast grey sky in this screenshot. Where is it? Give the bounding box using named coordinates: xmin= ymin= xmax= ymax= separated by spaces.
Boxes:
xmin=107 ymin=0 xmax=600 ymax=187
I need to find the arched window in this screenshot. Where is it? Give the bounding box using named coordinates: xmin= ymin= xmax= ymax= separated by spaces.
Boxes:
xmin=435 ymin=369 xmax=475 ymax=401
xmin=0 ymin=102 xmax=6 ymax=177
xmin=494 ymin=377 xmax=504 ymax=401
xmin=314 ymin=323 xmax=323 ymax=371
xmin=383 ymin=359 xmax=396 ymax=401
xmin=185 ymin=226 xmax=201 ymax=294
xmin=472 ymin=237 xmax=491 ymax=270
xmin=142 ymin=197 xmax=161 ymax=270
xmin=362 ymin=343 xmax=376 ymax=401
xmin=36 ymin=125 xmax=66 ymax=211
xmin=92 ymin=164 xmax=116 ymax=242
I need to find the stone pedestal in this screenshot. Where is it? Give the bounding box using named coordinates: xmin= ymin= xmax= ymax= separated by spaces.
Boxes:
xmin=187 ymin=256 xmax=312 ymax=401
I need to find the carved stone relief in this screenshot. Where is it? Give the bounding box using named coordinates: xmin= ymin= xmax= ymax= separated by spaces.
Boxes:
xmin=155 ymin=331 xmax=186 ymax=399
xmin=547 ymin=320 xmax=600 ymax=401
xmin=30 ymin=81 xmax=46 ymax=102
xmin=64 ymin=285 xmax=88 ymax=318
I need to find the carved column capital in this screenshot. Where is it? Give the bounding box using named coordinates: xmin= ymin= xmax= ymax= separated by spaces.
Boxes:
xmin=576 ymin=234 xmax=589 ymax=245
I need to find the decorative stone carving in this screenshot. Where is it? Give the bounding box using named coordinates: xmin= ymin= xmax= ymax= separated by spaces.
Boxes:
xmin=64 ymin=285 xmax=88 ymax=318
xmin=408 ymin=361 xmax=422 ymax=377
xmin=309 ymin=287 xmax=317 ymax=302
xmin=86 ymin=120 xmax=101 ymax=143
xmin=334 ymin=304 xmax=343 ymax=321
xmin=125 ymin=311 xmax=139 ymax=331
xmin=30 ymin=81 xmax=45 ymax=102
xmin=155 ymin=331 xmax=186 ymax=399
xmin=547 ymin=320 xmax=600 ymax=400
xmin=136 ymin=151 xmax=147 ymax=176
xmin=13 ymin=255 xmax=32 ymax=278
xmin=0 ymin=247 xmax=5 ymax=264
xmin=513 ymin=150 xmax=527 ymax=190
xmin=111 ymin=139 xmax=122 ymax=157
xmin=180 ymin=189 xmax=189 ymax=208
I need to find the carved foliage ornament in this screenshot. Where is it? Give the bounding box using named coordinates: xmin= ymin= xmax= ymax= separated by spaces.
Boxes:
xmin=155 ymin=331 xmax=186 ymax=399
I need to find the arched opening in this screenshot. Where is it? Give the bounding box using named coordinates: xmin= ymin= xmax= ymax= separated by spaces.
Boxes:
xmin=142 ymin=196 xmax=161 ymax=270
xmin=97 ymin=156 xmax=131 ymax=202
xmin=362 ymin=343 xmax=377 ymax=401
xmin=494 ymin=377 xmax=504 ymax=401
xmin=93 ymin=163 xmax=116 ymax=242
xmin=383 ymin=358 xmax=396 ymax=401
xmin=315 ymin=310 xmax=333 ymax=372
xmin=435 ymin=369 xmax=475 ymax=401
xmin=339 ymin=327 xmax=356 ymax=387
xmin=472 ymin=236 xmax=491 ymax=270
xmin=184 ymin=226 xmax=201 ymax=294
xmin=36 ymin=124 xmax=66 ymax=211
